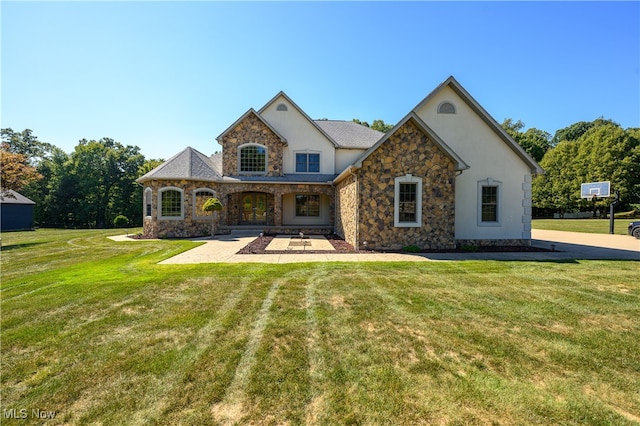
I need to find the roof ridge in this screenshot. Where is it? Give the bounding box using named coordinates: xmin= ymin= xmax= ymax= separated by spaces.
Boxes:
xmin=257 ymin=91 xmax=339 ymax=147
xmin=411 ymin=76 xmax=543 ymax=174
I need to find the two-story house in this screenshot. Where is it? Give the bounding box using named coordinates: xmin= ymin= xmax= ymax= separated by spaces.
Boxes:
xmin=137 ymin=76 xmax=543 ymax=250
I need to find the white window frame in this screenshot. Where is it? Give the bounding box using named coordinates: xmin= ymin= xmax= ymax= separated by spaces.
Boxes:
xmin=294 ymin=150 xmax=321 ymax=173
xmin=238 ymin=143 xmax=268 ymax=174
xmin=394 ymin=174 xmax=422 ymax=228
xmin=144 ymin=187 xmax=153 ymax=218
xmin=158 ymin=186 xmax=184 ymax=220
xmin=193 ymin=188 xmax=216 ymax=219
xmin=477 ymin=178 xmax=502 ymax=226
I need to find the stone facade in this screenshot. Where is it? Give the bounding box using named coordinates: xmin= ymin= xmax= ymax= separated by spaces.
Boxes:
xmin=141 ymin=179 xmax=334 ymax=238
xmin=354 ymin=118 xmax=457 ymax=250
xmin=334 ymin=173 xmax=358 ymax=248
xmin=219 ymin=112 xmax=285 ymax=177
xmin=142 ymin=179 xmax=221 ymax=238
xmin=218 ymin=183 xmax=333 ymax=228
xmin=456 ymin=239 xmax=531 ymax=248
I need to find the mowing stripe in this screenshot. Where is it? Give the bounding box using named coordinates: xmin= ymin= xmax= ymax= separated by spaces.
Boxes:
xmin=129 ymin=279 xmax=251 ymax=424
xmin=211 ymin=281 xmax=281 ymax=425
xmin=305 ymin=279 xmax=327 ymax=424
xmin=1 ymin=281 xmax=63 ymax=302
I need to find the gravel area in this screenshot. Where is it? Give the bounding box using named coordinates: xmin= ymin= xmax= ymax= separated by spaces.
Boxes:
xmin=235 ymin=234 xmax=551 ymax=255
xmin=236 ymin=234 xmax=354 ymax=254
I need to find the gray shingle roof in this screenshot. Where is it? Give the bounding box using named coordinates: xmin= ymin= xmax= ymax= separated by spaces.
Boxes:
xmin=0 ymin=190 xmax=36 ymax=205
xmin=136 ymin=147 xmax=221 ymax=183
xmin=313 ymin=120 xmax=384 ymax=149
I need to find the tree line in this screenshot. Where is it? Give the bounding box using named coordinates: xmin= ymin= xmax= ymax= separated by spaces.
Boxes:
xmin=2 ymin=117 xmax=638 ymax=229
xmin=502 ymin=118 xmax=640 ymax=216
xmin=1 ymin=129 xmax=162 ymax=228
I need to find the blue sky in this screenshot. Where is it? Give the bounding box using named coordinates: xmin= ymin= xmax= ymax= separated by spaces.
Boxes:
xmin=2 ymin=1 xmax=639 ymax=160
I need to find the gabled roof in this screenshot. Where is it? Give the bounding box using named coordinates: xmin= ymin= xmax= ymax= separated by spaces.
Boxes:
xmin=334 ymin=112 xmax=469 ymax=184
xmin=216 ymin=108 xmax=288 ymax=144
xmin=258 ymin=91 xmax=339 ymax=147
xmin=314 ymin=120 xmax=384 ymax=149
xmin=136 ymin=146 xmax=221 ymax=183
xmin=414 ymin=76 xmax=544 ymax=174
xmin=0 ymin=190 xmax=36 ymax=205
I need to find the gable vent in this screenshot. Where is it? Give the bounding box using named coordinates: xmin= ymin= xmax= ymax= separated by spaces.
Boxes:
xmin=438 ymin=102 xmax=456 ymax=114
xmin=276 ymin=103 xmax=288 ymax=111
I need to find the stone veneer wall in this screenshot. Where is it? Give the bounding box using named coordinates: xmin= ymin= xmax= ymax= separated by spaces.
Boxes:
xmin=334 ymin=173 xmax=358 ymax=248
xmin=142 ymin=179 xmax=221 ymax=238
xmin=220 ymin=112 xmax=285 ymax=177
xmin=457 ymin=239 xmax=530 ymax=248
xmin=217 ymin=183 xmax=334 ymax=228
xmin=356 ymin=119 xmax=457 ymax=250
xmin=142 ymin=179 xmax=334 ymax=238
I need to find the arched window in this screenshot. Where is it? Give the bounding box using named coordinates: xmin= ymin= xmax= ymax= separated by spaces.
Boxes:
xmin=193 ymin=188 xmax=216 ymax=219
xmin=158 ymin=187 xmax=184 ymax=220
xmin=437 ymin=101 xmax=456 ymax=114
xmin=238 ymin=144 xmax=267 ymax=173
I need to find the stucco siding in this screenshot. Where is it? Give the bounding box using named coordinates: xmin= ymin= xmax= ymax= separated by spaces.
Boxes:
xmin=260 ymin=97 xmax=336 ymax=175
xmin=335 ymin=148 xmax=367 ymax=174
xmin=414 ymin=85 xmax=532 ymax=241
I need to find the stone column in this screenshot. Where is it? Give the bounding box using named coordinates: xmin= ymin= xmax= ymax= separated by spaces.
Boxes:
xmin=274 ymin=190 xmax=283 ymax=226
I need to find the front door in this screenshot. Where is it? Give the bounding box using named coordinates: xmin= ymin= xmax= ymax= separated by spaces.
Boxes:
xmin=241 ymin=193 xmax=267 ymax=224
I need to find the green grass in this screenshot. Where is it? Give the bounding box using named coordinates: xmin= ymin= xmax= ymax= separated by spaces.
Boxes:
xmin=533 ymin=218 xmax=632 ymax=235
xmin=2 ymin=229 xmax=639 ymax=425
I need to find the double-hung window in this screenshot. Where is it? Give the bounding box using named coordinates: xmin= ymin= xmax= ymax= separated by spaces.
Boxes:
xmin=295 ymin=152 xmax=320 ymax=173
xmin=394 ymin=174 xmax=422 ymax=227
xmin=477 ymin=178 xmax=502 ymax=226
xmin=399 ymin=183 xmax=417 ymax=222
xmin=481 ymin=186 xmax=498 ymax=222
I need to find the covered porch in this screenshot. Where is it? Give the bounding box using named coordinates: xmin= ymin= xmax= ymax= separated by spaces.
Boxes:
xmin=219 ymin=183 xmax=334 ymax=234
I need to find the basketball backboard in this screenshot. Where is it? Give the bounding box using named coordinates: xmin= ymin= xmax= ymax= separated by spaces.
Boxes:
xmin=581 ymin=181 xmax=610 ymax=198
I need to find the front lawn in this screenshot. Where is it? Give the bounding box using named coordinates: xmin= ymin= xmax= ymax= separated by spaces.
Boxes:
xmin=533 ymin=218 xmax=631 ymax=235
xmin=1 ymin=229 xmax=639 ymax=424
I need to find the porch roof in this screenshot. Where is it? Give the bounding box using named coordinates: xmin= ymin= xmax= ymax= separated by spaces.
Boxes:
xmin=136 ymin=146 xmax=222 ymax=183
xmin=221 ymin=174 xmax=336 ymax=184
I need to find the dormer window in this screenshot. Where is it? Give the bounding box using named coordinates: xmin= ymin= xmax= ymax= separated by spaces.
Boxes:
xmin=438 ymin=101 xmax=456 ymax=114
xmin=239 ymin=144 xmax=267 ymax=173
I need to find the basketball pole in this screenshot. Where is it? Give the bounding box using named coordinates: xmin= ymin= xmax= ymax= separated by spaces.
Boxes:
xmin=609 ymin=189 xmax=620 ymax=234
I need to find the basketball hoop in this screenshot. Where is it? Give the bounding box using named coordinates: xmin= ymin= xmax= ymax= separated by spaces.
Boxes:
xmin=592 ymin=194 xmax=598 ymax=203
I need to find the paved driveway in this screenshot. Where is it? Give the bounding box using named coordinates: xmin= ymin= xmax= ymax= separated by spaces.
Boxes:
xmin=111 ymin=230 xmax=639 ymax=263
xmin=530 ymin=229 xmax=639 ymax=261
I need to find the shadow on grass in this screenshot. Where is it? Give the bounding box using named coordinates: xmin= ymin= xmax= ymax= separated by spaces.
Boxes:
xmin=0 ymin=242 xmax=45 ymax=251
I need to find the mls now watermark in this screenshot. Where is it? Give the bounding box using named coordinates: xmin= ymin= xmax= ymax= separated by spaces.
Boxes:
xmin=3 ymin=408 xmax=57 ymax=420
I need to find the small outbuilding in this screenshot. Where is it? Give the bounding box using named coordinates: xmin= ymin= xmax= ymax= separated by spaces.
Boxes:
xmin=1 ymin=190 xmax=36 ymax=231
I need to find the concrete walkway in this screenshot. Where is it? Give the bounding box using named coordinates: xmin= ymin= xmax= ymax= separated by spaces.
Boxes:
xmin=109 ymin=229 xmax=639 ymax=263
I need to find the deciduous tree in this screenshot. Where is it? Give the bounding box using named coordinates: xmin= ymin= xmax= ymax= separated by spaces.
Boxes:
xmin=0 ymin=143 xmax=42 ymax=193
